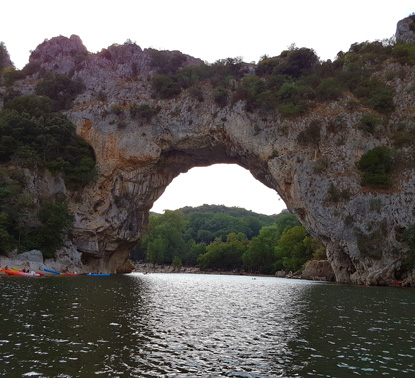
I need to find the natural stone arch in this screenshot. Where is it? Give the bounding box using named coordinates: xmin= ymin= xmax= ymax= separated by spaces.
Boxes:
xmin=11 ymin=30 xmax=415 ymax=285
xmin=71 ymin=100 xmax=360 ymax=284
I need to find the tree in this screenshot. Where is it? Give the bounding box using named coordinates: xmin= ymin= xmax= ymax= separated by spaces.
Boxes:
xmin=172 ymin=256 xmax=183 ymax=271
xmin=243 ymin=225 xmax=280 ymax=274
xmin=143 ymin=211 xmax=189 ymax=265
xmin=197 ymin=233 xmax=247 ymax=271
xmin=275 ymin=226 xmax=314 ymax=272
xmin=30 ymin=201 xmax=73 ymax=259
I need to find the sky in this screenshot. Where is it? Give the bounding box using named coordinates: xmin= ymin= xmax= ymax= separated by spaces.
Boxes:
xmin=1 ymin=1 xmax=414 ymax=215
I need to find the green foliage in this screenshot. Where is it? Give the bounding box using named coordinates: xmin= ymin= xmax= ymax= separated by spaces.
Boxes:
xmin=142 ymin=211 xmax=189 ymax=265
xmin=197 ymin=233 xmax=247 ymax=271
xmin=146 ymin=37 xmax=402 ymax=117
xmin=136 ymin=206 xmax=324 ymax=274
xmin=148 ymin=49 xmax=187 ymax=75
xmin=313 ymin=157 xmax=330 ymax=172
xmin=1 ymin=67 xmax=24 ymax=87
xmin=297 ymin=120 xmax=321 ymax=145
xmin=393 ymin=122 xmax=415 ymax=147
xmin=0 ymin=169 xmax=72 ymax=258
xmin=367 ymin=82 xmax=395 ymax=114
xmin=35 ymin=73 xmax=85 ymax=110
xmin=392 ymin=43 xmax=415 ymax=65
xmin=315 ymin=78 xmax=344 ymax=100
xmin=4 ymin=94 xmax=53 ymax=116
xmin=273 ymin=47 xmax=319 ymax=78
xmin=0 ymin=95 xmax=96 ymax=189
xmin=130 ymin=104 xmax=161 ymax=122
xmin=277 ymin=103 xmax=306 ymax=117
xmin=242 ymin=212 xmax=303 ymax=274
xmin=152 ymin=74 xmax=182 ymax=99
xmin=189 ymin=86 xmax=204 ymax=102
xmin=0 ymin=169 xmax=33 ymax=254
xmin=274 ymin=226 xmax=316 ymax=272
xmin=29 ymin=201 xmax=73 ymax=259
xmin=171 ymin=256 xmax=183 ymax=271
xmin=359 ymin=113 xmax=385 ymax=134
xmin=213 ymin=87 xmax=229 ymax=107
xmin=0 ymin=41 xmax=9 ymax=71
xmin=357 ymin=146 xmax=395 ymax=188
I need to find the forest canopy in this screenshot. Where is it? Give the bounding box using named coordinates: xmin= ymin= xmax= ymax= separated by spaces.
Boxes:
xmin=132 ymin=205 xmax=326 ymax=274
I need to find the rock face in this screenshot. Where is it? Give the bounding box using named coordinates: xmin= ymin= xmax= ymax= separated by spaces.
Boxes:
xmin=3 ymin=27 xmax=415 ymax=285
xmin=302 ymin=260 xmax=336 ymax=282
xmin=396 ymin=15 xmax=415 ymax=43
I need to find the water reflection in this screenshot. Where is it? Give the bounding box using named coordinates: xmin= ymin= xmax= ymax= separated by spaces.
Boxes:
xmin=287 ymin=284 xmax=415 ymax=377
xmin=1 ymin=274 xmax=414 ymax=377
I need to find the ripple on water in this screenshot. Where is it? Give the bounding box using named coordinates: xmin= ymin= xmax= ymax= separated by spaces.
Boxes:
xmin=1 ymin=274 xmax=415 ymax=377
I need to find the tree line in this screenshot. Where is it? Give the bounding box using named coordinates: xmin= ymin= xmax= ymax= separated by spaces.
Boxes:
xmin=131 ymin=205 xmax=326 ymax=274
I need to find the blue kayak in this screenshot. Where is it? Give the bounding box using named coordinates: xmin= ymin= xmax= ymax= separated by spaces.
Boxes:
xmin=44 ymin=268 xmax=61 ymax=275
xmin=87 ymin=273 xmax=110 ymax=276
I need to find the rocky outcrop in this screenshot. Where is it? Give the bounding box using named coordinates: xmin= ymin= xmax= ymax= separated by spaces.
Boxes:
xmin=396 ymin=15 xmax=415 ymax=43
xmin=0 ymin=41 xmax=13 ymax=70
xmin=302 ymin=260 xmax=336 ymax=282
xmin=3 ymin=23 xmax=415 ymax=285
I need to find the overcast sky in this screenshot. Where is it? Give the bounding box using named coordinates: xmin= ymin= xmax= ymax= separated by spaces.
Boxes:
xmin=1 ymin=1 xmax=414 ymax=215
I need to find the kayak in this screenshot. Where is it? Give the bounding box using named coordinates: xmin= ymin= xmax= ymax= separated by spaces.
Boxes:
xmin=3 ymin=269 xmax=42 ymax=277
xmin=11 ymin=267 xmax=44 ymax=276
xmin=60 ymin=272 xmax=78 ymax=276
xmin=87 ymin=273 xmax=110 ymax=276
xmin=44 ymin=268 xmax=61 ymax=275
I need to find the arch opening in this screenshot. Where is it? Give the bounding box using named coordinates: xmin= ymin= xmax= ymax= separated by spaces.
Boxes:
xmin=151 ymin=164 xmax=286 ymax=216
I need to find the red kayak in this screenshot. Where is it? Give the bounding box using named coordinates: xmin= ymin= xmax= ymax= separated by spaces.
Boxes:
xmin=3 ymin=269 xmax=43 ymax=277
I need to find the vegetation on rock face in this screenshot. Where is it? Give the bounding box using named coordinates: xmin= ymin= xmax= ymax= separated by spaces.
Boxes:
xmin=0 ymin=42 xmax=11 ymax=71
xmin=129 ymin=104 xmax=161 ymax=122
xmin=0 ymin=169 xmax=73 ymax=258
xmin=0 ymin=95 xmax=96 ymax=190
xmin=132 ymin=206 xmax=325 ymax=274
xmin=147 ymin=38 xmax=414 ymax=119
xmin=34 ymin=73 xmax=85 ymax=111
xmin=357 ymin=146 xmax=396 ymax=189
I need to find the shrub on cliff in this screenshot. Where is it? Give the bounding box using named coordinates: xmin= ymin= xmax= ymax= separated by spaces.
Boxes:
xmin=297 ymin=120 xmax=321 ymax=145
xmin=28 ymin=201 xmax=73 ymax=259
xmin=213 ymin=87 xmax=229 ymax=107
xmin=0 ymin=169 xmax=73 ymax=258
xmin=315 ymin=78 xmax=345 ymax=101
xmin=359 ymin=113 xmax=385 ymax=134
xmin=35 ymin=73 xmax=85 ymax=110
xmin=0 ymin=95 xmax=96 ymax=189
xmin=148 ymin=49 xmax=187 ymax=75
xmin=392 ymin=43 xmax=415 ymax=65
xmin=129 ymin=104 xmax=161 ymax=122
xmin=357 ymin=146 xmax=395 ymax=188
xmin=152 ymin=74 xmax=182 ymax=99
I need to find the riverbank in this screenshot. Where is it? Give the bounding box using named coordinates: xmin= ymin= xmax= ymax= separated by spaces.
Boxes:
xmin=132 ymin=262 xmax=332 ymax=281
xmin=0 ymin=249 xmax=83 ymax=275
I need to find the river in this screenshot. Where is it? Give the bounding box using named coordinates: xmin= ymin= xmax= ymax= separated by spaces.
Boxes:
xmin=0 ymin=273 xmax=414 ymax=377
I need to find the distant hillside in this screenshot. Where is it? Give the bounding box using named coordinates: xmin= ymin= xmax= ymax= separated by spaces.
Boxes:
xmin=178 ymin=204 xmax=281 ymax=224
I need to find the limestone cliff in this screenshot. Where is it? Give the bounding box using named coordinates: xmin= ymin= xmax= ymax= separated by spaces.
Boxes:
xmin=2 ymin=20 xmax=415 ymax=284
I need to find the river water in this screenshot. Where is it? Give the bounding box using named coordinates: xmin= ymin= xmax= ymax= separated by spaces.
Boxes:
xmin=0 ymin=273 xmax=414 ymax=377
